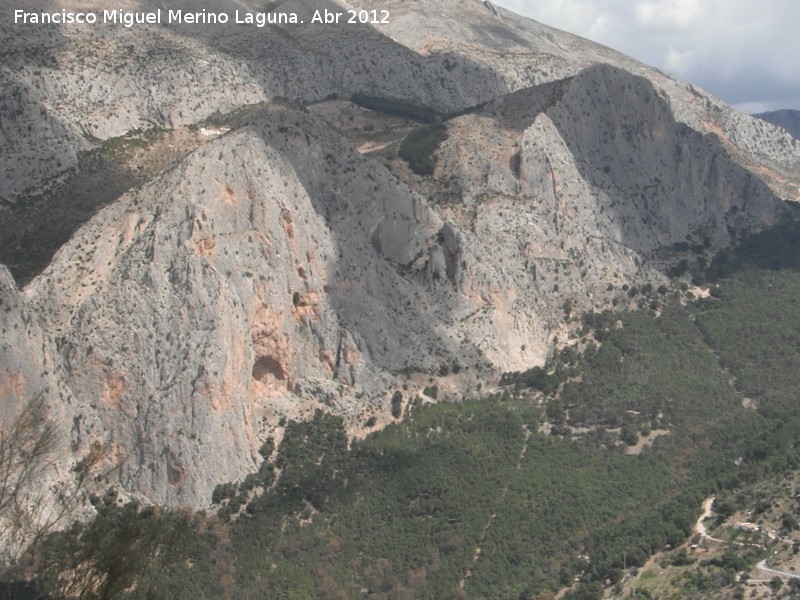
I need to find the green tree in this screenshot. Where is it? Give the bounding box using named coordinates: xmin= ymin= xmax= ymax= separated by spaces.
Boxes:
xmin=620 ymin=425 xmax=639 ymax=447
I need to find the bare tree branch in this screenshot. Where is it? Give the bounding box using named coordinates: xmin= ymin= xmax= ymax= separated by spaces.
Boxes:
xmin=0 ymin=395 xmax=102 ymax=582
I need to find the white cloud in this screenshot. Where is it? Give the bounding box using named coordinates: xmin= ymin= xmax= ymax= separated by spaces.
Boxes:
xmin=734 ymin=101 xmax=776 ymax=115
xmin=634 ymin=0 xmax=711 ymax=31
xmin=493 ymin=0 xmax=800 ymax=112
xmin=664 ymin=46 xmax=694 ymax=74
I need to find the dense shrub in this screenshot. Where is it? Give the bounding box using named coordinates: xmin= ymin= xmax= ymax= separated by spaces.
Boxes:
xmin=350 ymin=93 xmax=442 ymax=123
xmin=399 ymin=124 xmax=448 ymax=175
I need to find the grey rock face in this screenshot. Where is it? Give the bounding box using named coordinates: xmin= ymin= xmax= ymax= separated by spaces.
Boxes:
xmin=0 ymin=266 xmax=49 ymax=425
xmin=754 ymin=110 xmax=800 ymax=141
xmin=0 ymin=0 xmax=798 ymax=509
xmin=544 ymin=65 xmax=781 ymax=251
xmin=17 ymin=109 xmax=455 ymax=505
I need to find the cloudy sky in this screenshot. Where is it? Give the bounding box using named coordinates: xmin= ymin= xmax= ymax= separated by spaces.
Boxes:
xmin=494 ymin=0 xmax=800 ymax=114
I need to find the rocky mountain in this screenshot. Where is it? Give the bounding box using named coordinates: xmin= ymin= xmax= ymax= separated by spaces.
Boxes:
xmin=755 ymin=109 xmax=800 ymax=140
xmin=1 ymin=0 xmax=799 ymax=509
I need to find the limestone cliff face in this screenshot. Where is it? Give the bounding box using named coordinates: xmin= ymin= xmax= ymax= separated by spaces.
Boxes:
xmin=428 ymin=64 xmax=784 ymax=369
xmin=18 ymin=110 xmax=455 ymax=505
xmin=0 ymin=0 xmax=798 ymax=508
xmin=0 ymin=267 xmax=50 ymax=425
xmin=543 ymin=65 xmax=780 ymax=252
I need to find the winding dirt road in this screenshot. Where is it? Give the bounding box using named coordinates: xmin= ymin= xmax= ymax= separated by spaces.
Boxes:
xmin=696 ymin=497 xmax=798 ymax=580
xmin=757 ymin=559 xmax=800 ymax=580
xmin=694 ymin=497 xmax=728 ymax=543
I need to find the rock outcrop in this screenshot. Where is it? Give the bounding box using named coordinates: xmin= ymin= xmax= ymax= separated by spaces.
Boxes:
xmin=755 ymin=109 xmax=800 ymax=141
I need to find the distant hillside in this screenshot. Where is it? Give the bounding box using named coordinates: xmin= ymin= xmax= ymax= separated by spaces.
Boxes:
xmin=755 ymin=109 xmax=800 ymax=139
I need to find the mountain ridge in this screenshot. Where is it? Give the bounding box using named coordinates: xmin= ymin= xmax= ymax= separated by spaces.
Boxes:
xmin=0 ymin=0 xmax=798 ymax=510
